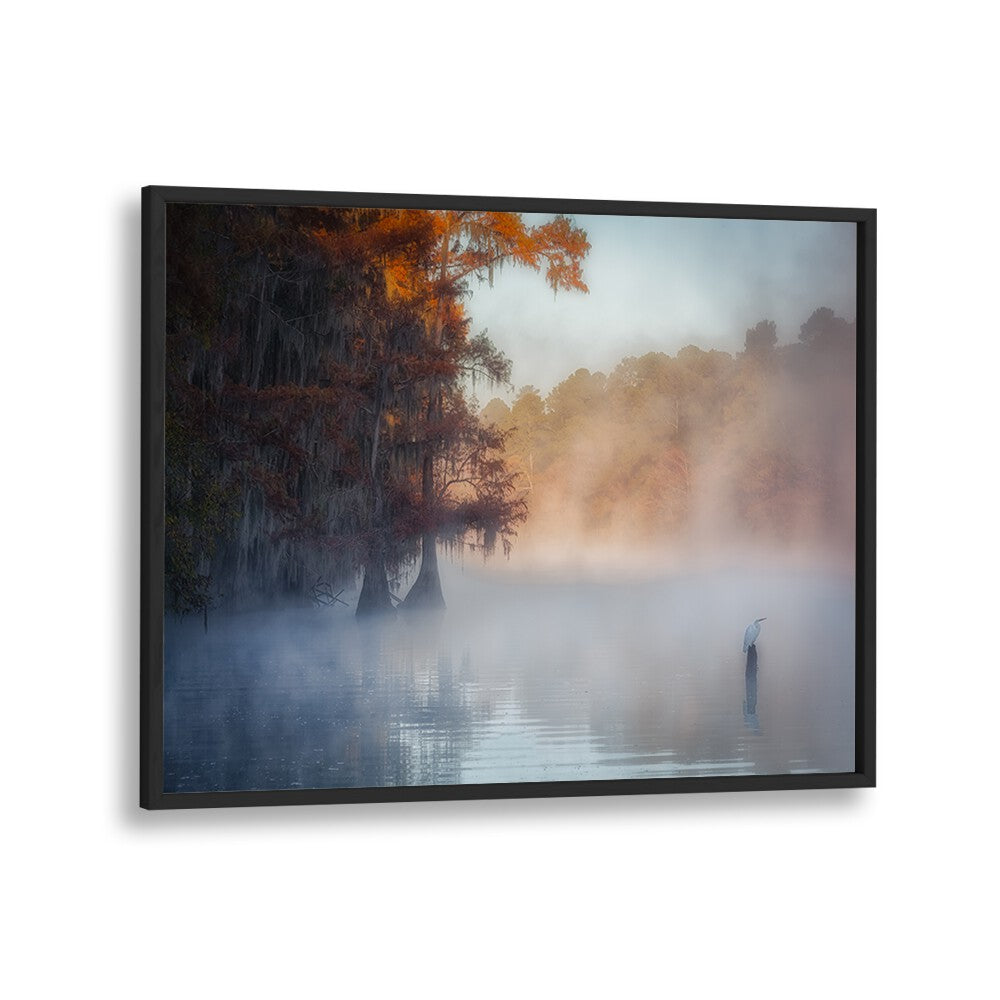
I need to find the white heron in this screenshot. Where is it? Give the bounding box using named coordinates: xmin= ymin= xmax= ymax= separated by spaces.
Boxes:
xmin=742 ymin=617 xmax=767 ymax=653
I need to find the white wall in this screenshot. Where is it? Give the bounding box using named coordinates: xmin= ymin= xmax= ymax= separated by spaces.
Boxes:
xmin=4 ymin=3 xmax=996 ymax=997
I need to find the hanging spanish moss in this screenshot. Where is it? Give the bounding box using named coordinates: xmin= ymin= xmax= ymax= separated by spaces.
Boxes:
xmin=164 ymin=204 xmax=564 ymax=618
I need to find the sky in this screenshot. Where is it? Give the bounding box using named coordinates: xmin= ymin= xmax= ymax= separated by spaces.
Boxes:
xmin=465 ymin=213 xmax=857 ymax=397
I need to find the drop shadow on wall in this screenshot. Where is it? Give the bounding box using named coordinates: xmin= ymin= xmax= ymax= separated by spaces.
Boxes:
xmin=118 ymin=194 xmax=142 ymax=828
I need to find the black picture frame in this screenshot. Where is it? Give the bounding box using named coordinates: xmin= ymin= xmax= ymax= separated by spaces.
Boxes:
xmin=141 ymin=186 xmax=875 ymax=810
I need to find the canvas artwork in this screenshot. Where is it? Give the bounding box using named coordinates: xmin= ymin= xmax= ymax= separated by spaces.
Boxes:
xmin=144 ymin=190 xmax=872 ymax=806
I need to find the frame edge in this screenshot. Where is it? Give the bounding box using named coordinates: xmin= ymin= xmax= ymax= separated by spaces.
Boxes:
xmin=138 ymin=187 xmax=876 ymax=809
xmin=140 ymin=187 xmax=167 ymax=809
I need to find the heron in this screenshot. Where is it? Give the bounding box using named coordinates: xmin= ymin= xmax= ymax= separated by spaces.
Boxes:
xmin=742 ymin=617 xmax=767 ymax=653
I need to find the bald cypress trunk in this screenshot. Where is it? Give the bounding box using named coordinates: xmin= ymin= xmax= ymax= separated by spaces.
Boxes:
xmin=402 ymin=451 xmax=446 ymax=611
xmin=403 ymin=532 xmax=445 ymax=610
xmin=356 ymin=366 xmax=395 ymax=617
xmin=357 ymin=554 xmax=394 ymax=616
xmin=404 ymin=219 xmax=452 ymax=612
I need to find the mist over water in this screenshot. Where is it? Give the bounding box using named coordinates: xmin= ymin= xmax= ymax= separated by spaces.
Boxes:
xmin=160 ymin=206 xmax=858 ymax=793
xmin=164 ymin=559 xmax=854 ymax=792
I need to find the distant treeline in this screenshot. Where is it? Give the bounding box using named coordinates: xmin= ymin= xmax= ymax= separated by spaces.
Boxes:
xmin=480 ymin=311 xmax=856 ymax=554
xmin=164 ymin=204 xmax=589 ymax=616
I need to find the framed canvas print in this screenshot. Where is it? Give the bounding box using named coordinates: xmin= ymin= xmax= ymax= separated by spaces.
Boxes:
xmin=141 ymin=187 xmax=875 ymax=809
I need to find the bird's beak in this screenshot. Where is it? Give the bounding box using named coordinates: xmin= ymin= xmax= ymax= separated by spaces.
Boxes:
xmin=759 ymin=617 xmax=767 ymax=621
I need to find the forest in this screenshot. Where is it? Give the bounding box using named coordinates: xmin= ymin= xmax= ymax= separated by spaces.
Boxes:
xmin=165 ymin=203 xmax=589 ymax=618
xmin=164 ymin=203 xmax=855 ymax=620
xmin=480 ymin=308 xmax=856 ymax=566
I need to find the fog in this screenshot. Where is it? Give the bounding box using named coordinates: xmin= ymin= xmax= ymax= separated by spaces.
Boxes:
xmin=164 ymin=306 xmax=858 ymax=793
xmin=478 ymin=321 xmax=856 ymax=580
xmin=165 ymin=560 xmax=854 ymax=791
xmin=162 ymin=206 xmax=858 ymax=792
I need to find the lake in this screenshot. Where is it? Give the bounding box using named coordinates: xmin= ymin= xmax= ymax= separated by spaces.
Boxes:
xmin=163 ymin=562 xmax=855 ymax=792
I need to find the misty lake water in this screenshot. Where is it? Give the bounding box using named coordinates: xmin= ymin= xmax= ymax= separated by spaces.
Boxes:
xmin=164 ymin=563 xmax=855 ymax=792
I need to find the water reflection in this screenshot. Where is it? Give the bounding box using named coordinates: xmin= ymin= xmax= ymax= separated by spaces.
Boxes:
xmin=743 ymin=644 xmax=760 ymax=731
xmin=163 ymin=567 xmax=855 ymax=791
